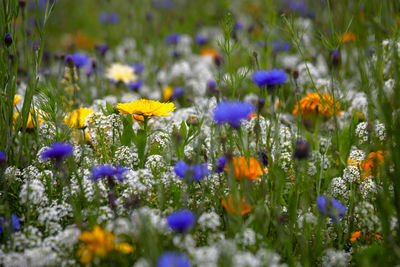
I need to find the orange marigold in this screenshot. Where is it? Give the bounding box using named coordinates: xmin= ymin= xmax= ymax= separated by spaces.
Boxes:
xmin=200 ymin=47 xmax=220 ymax=60
xmin=221 ymin=194 xmax=252 ymax=215
xmin=350 ymin=231 xmax=361 ymax=242
xmin=361 ymin=150 xmax=388 ymax=176
xmin=228 ymin=156 xmax=264 ymax=181
xmin=292 ymin=92 xmax=341 ymax=118
xmin=340 ymin=32 xmax=357 ymax=44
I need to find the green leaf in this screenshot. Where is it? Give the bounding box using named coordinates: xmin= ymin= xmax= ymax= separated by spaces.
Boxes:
xmin=121 ymin=115 xmax=134 ymax=146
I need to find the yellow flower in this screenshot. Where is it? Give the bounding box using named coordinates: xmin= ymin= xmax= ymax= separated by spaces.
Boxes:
xmin=64 ymin=107 xmax=94 ymax=129
xmin=116 ymin=99 xmax=176 ymax=117
xmin=13 ymin=95 xmax=22 ymax=106
xmin=163 ymin=86 xmax=173 ymax=101
xmin=77 ymin=225 xmax=133 ymax=265
xmin=13 ymin=112 xmax=43 ymax=129
xmin=105 ymin=63 xmax=137 ymax=84
xmin=292 ymin=92 xmax=341 ymax=118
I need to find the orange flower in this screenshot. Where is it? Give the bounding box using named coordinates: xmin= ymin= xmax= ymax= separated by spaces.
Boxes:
xmin=292 ymin=92 xmax=341 ymax=118
xmin=350 ymin=231 xmax=361 ymax=242
xmin=340 ymin=32 xmax=357 ymax=44
xmin=350 ymin=231 xmax=383 ymax=243
xmin=228 ymin=156 xmax=264 ymax=181
xmin=361 ymin=150 xmax=387 ymax=176
xmin=221 ymin=194 xmax=252 ymax=215
xmin=200 ymin=48 xmax=220 ymax=60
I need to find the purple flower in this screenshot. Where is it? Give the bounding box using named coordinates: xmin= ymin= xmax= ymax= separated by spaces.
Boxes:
xmin=215 ymin=157 xmax=226 ymax=173
xmin=130 ymin=63 xmax=144 ymax=74
xmin=0 ymin=151 xmax=6 ymax=163
xmin=41 ymin=142 xmax=73 ymax=161
xmin=252 ymin=69 xmax=287 ymax=88
xmin=170 ymin=87 xmax=185 ymax=100
xmin=72 ymin=53 xmax=90 ymax=68
xmin=174 ymin=160 xmax=188 ymax=178
xmin=92 ymin=164 xmax=127 ymax=181
xmin=99 ymin=12 xmax=120 ymax=25
xmin=213 ymin=101 xmax=255 ymax=128
xmin=95 ymin=44 xmax=109 ymax=56
xmin=259 ymin=148 xmax=268 ymax=167
xmin=128 ymin=80 xmax=143 ymax=91
xmin=317 ymin=196 xmax=347 ymax=224
xmin=195 ymin=34 xmax=208 ymax=45
xmin=174 ymin=161 xmax=209 ymax=181
xmin=0 ymin=214 xmax=20 ymax=234
xmin=158 ymin=252 xmax=191 ymax=267
xmin=165 ymin=33 xmax=181 ymax=45
xmin=154 ymin=0 xmax=173 ymax=10
xmin=257 ymin=40 xmax=268 ymax=48
xmin=167 ymin=210 xmax=195 ymax=232
xmin=4 ymin=33 xmax=12 ymax=47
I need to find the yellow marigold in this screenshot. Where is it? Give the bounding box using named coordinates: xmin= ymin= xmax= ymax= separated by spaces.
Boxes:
xmin=13 ymin=112 xmax=43 ymax=129
xmin=361 ymin=150 xmax=388 ymax=176
xmin=227 ymin=156 xmax=264 ymax=181
xmin=64 ymin=107 xmax=94 ymax=129
xmin=221 ymin=194 xmax=252 ymax=215
xmin=105 ymin=63 xmax=137 ymax=84
xmin=292 ymin=92 xmax=341 ymax=118
xmin=13 ymin=95 xmax=22 ymax=106
xmin=163 ymin=86 xmax=173 ymax=101
xmin=77 ymin=225 xmax=133 ymax=265
xmin=116 ymin=99 xmax=176 ymax=117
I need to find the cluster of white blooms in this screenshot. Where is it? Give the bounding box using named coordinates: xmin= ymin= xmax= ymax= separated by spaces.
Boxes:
xmin=330 ymin=177 xmax=349 ymax=200
xmin=145 ymin=154 xmax=166 ymax=173
xmin=297 ymin=211 xmax=317 ymax=229
xmin=38 ymin=121 xmax=57 ymax=141
xmin=114 ymin=145 xmax=139 ymax=167
xmin=354 ymin=202 xmax=381 ymax=232
xmin=375 ymin=121 xmax=386 ymax=141
xmin=355 ymin=122 xmax=369 ymax=145
xmin=342 ymin=165 xmax=361 ymax=183
xmin=86 ymin=113 xmax=122 ymax=159
xmin=321 ymin=249 xmax=351 ymax=267
xmin=4 ymin=166 xmax=22 ymax=183
xmin=19 ymin=178 xmax=47 ymax=206
xmin=235 ymin=228 xmax=258 ymax=247
xmin=198 ymin=211 xmax=221 ymax=231
xmin=190 ymin=246 xmax=220 ymax=267
xmin=360 ymin=177 xmax=378 ymax=200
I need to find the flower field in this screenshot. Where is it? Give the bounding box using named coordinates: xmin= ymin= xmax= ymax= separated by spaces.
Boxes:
xmin=1 ymin=0 xmax=400 ymax=266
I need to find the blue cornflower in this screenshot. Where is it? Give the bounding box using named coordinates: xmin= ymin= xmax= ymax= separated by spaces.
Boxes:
xmin=215 ymin=156 xmax=226 ymax=173
xmin=5 ymin=33 xmax=12 ymax=47
xmin=213 ymin=101 xmax=255 ymax=128
xmin=158 ymin=252 xmax=191 ymax=267
xmin=154 ymin=0 xmax=173 ymax=10
xmin=108 ymin=13 xmax=120 ymax=24
xmin=71 ymin=53 xmax=90 ymax=68
xmin=0 ymin=214 xmax=20 ymax=234
xmin=192 ymin=163 xmax=210 ymax=180
xmin=166 ymin=210 xmax=195 ymax=232
xmin=128 ymin=80 xmax=143 ymax=91
xmin=317 ymin=196 xmax=347 ymax=224
xmin=174 ymin=161 xmax=209 ymax=181
xmin=0 ymin=151 xmax=6 ymax=163
xmin=91 ymin=164 xmax=127 ymax=181
xmin=252 ymin=69 xmax=287 ymax=89
xmin=165 ymin=33 xmax=181 ymax=45
xmin=41 ymin=142 xmax=73 ymax=161
xmin=195 ymin=34 xmax=208 ymax=45
xmin=130 ymin=63 xmax=144 ymax=74
xmin=174 ymin=160 xmax=188 ymax=178
xmin=170 ymin=87 xmax=185 ymax=100
xmin=257 ymin=40 xmax=268 ymax=48
xmin=234 ymin=21 xmax=244 ymax=30
xmin=95 ymin=44 xmax=109 ymax=55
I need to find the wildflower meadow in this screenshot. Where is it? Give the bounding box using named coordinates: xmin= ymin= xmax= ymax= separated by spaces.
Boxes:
xmin=1 ymin=0 xmax=400 ymax=266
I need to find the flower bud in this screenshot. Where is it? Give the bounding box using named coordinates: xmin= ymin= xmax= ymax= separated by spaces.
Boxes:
xmin=5 ymin=33 xmax=12 ymax=47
